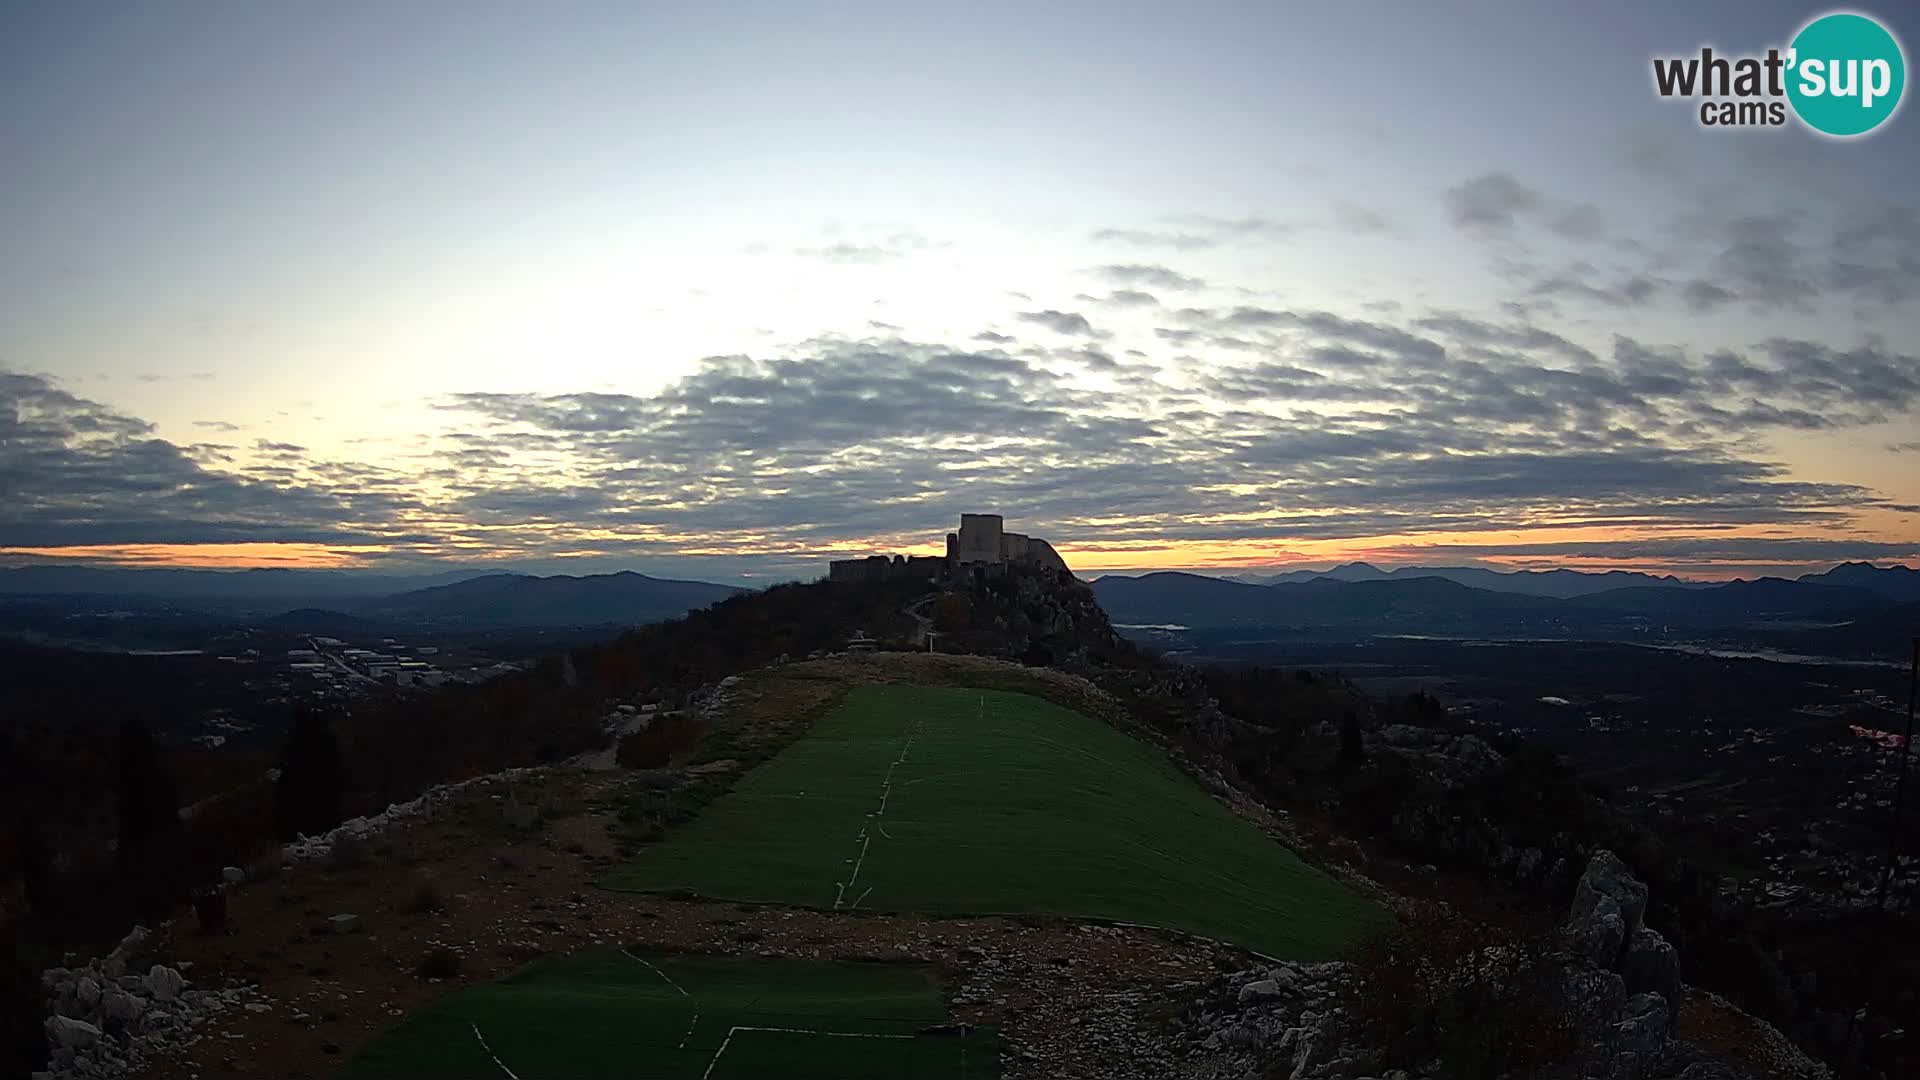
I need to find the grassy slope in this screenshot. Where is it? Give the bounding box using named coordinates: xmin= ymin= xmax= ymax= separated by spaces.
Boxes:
xmin=605 ymin=685 xmax=1381 ymax=959
xmin=339 ymin=949 xmax=1000 ymax=1079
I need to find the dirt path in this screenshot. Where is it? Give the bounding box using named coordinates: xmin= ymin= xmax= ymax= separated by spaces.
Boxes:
xmin=905 ymin=594 xmax=936 ymax=648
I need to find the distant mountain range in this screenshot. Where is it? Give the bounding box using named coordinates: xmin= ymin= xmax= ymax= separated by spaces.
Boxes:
xmin=0 ymin=565 xmax=506 ymax=607
xmin=1798 ymin=561 xmax=1920 ymax=602
xmin=353 ymin=571 xmax=746 ymax=627
xmin=0 ymin=565 xmax=747 ymax=629
xmin=1227 ymin=562 xmax=1701 ymax=598
xmin=1218 ymin=560 xmax=1920 ymax=601
xmin=1093 ymin=564 xmax=1918 ymax=641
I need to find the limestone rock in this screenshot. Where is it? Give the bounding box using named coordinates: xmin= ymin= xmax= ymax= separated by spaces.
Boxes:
xmin=1569 ymin=850 xmax=1648 ymax=940
xmin=1608 ymin=993 xmax=1669 ymax=1080
xmin=1620 ymin=927 xmax=1681 ymax=1027
xmin=1673 ymin=1063 xmax=1742 ymax=1080
xmin=144 ymin=965 xmax=185 ymax=1002
xmin=1559 ymin=965 xmax=1627 ymax=1028
xmin=100 ymin=924 xmax=150 ymax=978
xmin=46 ymin=1015 xmax=103 ymax=1050
xmin=221 ymin=865 xmax=247 ymax=883
xmin=101 ymin=989 xmax=146 ymax=1025
xmin=328 ymin=912 xmax=362 ymax=934
xmin=1571 ymin=897 xmax=1628 ymax=969
xmin=1238 ymin=978 xmax=1284 ymax=1003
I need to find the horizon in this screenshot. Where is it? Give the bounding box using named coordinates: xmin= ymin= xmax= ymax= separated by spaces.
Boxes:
xmin=5 ymin=2 xmax=1918 ymax=580
xmin=3 ymin=552 xmax=1914 ymax=589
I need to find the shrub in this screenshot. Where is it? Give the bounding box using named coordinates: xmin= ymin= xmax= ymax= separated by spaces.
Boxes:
xmin=192 ymin=887 xmax=229 ymax=934
xmin=1 ymin=927 xmax=48 ymax=1077
xmin=276 ymin=710 xmax=344 ymax=842
xmin=627 ymin=768 xmax=682 ymax=791
xmin=326 ymin=831 xmax=369 ymax=872
xmin=616 ymin=715 xmax=703 ymax=769
xmin=398 ymin=876 xmax=444 ymax=915
xmin=415 ymin=946 xmax=462 ymax=980
xmin=1343 ymin=907 xmax=1580 ymax=1077
xmin=115 ymin=719 xmax=180 ymax=876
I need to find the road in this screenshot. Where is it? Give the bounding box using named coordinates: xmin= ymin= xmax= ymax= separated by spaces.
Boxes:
xmin=905 ymin=594 xmax=936 ymax=649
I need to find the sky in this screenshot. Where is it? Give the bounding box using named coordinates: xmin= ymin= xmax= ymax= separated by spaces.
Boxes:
xmin=3 ymin=0 xmax=1918 ymax=583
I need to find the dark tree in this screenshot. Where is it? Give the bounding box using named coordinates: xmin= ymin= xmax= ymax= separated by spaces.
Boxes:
xmin=17 ymin=815 xmax=51 ymax=918
xmin=114 ymin=719 xmax=179 ymax=875
xmin=1338 ymin=711 xmax=1366 ymax=771
xmin=275 ymin=710 xmax=345 ymax=842
xmin=2 ymin=927 xmax=48 ymax=1078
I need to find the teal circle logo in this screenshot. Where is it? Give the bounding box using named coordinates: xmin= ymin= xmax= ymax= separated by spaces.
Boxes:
xmin=1787 ymin=12 xmax=1906 ymax=136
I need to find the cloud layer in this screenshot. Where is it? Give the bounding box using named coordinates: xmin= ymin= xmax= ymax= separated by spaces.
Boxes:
xmin=11 ymin=285 xmax=1912 ymax=577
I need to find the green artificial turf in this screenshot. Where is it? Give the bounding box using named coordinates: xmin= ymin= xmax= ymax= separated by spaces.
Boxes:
xmin=603 ymin=685 xmax=1381 ymax=959
xmin=338 ymin=949 xmax=999 ymax=1079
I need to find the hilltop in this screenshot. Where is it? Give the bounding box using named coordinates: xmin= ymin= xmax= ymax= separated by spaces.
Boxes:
xmin=4 ymin=553 xmax=1876 ymax=1079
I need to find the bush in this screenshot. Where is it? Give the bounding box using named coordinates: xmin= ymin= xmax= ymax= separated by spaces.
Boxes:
xmin=192 ymin=886 xmax=229 ymax=934
xmin=276 ymin=710 xmax=344 ymax=842
xmin=627 ymin=768 xmax=682 ymax=791
xmin=115 ymin=719 xmax=180 ymax=876
xmin=398 ymin=876 xmax=444 ymax=915
xmin=1343 ymin=907 xmax=1580 ymax=1077
xmin=415 ymin=946 xmax=462 ymax=980
xmin=326 ymin=831 xmax=369 ymax=872
xmin=2 ymin=927 xmax=48 ymax=1078
xmin=616 ymin=715 xmax=703 ymax=769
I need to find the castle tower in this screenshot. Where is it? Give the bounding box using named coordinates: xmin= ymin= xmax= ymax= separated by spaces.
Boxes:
xmin=955 ymin=513 xmax=1004 ymax=564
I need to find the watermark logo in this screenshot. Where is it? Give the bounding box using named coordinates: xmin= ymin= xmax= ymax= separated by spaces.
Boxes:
xmin=1652 ymin=10 xmax=1906 ymax=137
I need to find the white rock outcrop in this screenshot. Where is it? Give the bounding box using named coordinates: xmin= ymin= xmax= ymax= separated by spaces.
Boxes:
xmin=37 ymin=925 xmax=266 ymax=1079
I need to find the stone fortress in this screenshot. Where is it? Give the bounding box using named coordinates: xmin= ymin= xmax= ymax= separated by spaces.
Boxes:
xmin=828 ymin=513 xmax=1069 ymax=583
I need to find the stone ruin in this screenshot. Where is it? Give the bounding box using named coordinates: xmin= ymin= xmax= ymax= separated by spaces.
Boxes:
xmin=827 ymin=512 xmax=1069 ymax=583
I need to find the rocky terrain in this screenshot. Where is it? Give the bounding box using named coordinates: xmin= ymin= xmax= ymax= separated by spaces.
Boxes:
xmin=36 ymin=925 xmax=266 ymax=1079
xmin=1177 ymin=851 xmax=1828 ymax=1080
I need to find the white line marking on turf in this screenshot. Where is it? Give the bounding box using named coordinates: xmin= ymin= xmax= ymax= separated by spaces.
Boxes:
xmin=470 ymin=1022 xmax=522 ymax=1079
xmin=833 ymin=712 xmax=922 ymax=909
xmin=701 ymin=1025 xmax=914 ymax=1080
xmin=623 ymin=950 xmax=700 ymax=1049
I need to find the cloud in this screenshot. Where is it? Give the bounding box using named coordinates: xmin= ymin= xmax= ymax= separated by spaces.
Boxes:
xmin=0 ymin=370 xmax=421 ymax=548
xmin=413 ymin=319 xmax=1913 ymax=560
xmin=1016 ymin=310 xmax=1100 ymax=336
xmin=1331 ymin=203 xmax=1392 ymax=234
xmin=1090 ymin=227 xmax=1216 ymax=251
xmin=193 ymin=419 xmax=241 ymax=432
xmin=1445 ymin=171 xmax=1546 ymax=229
xmin=1374 ymin=536 xmax=1920 ymax=565
xmin=1444 ymin=171 xmax=1603 ymax=240
xmin=1509 ymin=195 xmax=1920 ymax=318
xmin=7 ymin=290 xmax=1914 ymax=571
xmin=1091 ymin=264 xmax=1208 ymax=291
xmin=792 ymin=230 xmax=945 ymax=264
xmin=1091 ymin=215 xmax=1292 ymax=251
